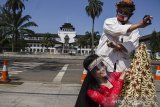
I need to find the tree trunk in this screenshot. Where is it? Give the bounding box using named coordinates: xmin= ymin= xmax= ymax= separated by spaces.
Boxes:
xmin=12 ymin=34 xmax=15 ymax=52
xmin=91 ymin=18 xmax=95 ymax=54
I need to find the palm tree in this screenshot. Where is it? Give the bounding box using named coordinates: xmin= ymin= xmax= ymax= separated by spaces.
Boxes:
xmin=5 ymin=0 xmax=28 ymax=14
xmin=41 ymin=33 xmax=55 ymax=52
xmin=85 ymin=0 xmax=103 ymax=54
xmin=0 ymin=33 xmax=10 ymax=52
xmin=0 ymin=7 xmax=37 ymax=52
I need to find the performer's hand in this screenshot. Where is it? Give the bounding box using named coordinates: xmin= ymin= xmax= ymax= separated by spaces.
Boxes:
xmin=127 ymin=15 xmax=153 ymax=33
xmin=107 ymin=40 xmax=128 ymax=52
xmin=107 ymin=41 xmax=120 ymax=50
xmin=119 ymin=68 xmax=131 ymax=80
xmin=139 ymin=15 xmax=153 ymax=28
xmin=124 ymin=68 xmax=130 ymax=72
xmin=119 ymin=71 xmax=126 ymax=80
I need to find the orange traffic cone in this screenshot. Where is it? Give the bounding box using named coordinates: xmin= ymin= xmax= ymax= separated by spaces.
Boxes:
xmin=80 ymin=69 xmax=87 ymax=84
xmin=155 ymin=65 xmax=160 ymax=80
xmin=0 ymin=60 xmax=11 ymax=82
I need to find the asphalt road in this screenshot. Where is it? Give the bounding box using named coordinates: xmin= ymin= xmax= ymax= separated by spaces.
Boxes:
xmin=0 ymin=57 xmax=83 ymax=84
xmin=0 ymin=56 xmax=159 ymax=83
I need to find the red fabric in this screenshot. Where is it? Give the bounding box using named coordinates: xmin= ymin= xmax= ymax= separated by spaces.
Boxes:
xmin=87 ymin=72 xmax=123 ymax=107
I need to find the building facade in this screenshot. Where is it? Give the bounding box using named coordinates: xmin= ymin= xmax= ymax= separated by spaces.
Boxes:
xmin=24 ymin=23 xmax=92 ymax=55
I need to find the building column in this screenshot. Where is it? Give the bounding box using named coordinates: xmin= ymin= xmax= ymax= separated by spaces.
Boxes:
xmin=80 ymin=49 xmax=82 ymax=55
xmin=53 ymin=49 xmax=55 ymax=54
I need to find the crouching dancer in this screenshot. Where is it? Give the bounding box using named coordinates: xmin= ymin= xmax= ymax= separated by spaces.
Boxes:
xmin=75 ymin=54 xmax=129 ymax=107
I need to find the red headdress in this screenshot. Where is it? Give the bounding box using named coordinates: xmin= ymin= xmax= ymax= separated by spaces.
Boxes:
xmin=116 ymin=0 xmax=135 ymax=15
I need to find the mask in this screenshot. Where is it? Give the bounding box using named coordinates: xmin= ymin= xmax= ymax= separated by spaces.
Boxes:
xmin=117 ymin=12 xmax=129 ymax=22
xmin=88 ymin=57 xmax=114 ymax=72
xmin=88 ymin=57 xmax=105 ymax=71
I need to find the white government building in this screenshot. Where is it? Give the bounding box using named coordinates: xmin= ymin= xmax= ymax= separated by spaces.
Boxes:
xmin=24 ymin=23 xmax=93 ymax=55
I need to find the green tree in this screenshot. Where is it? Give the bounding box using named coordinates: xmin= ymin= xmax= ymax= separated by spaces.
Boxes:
xmin=76 ymin=31 xmax=100 ymax=54
xmin=93 ymin=31 xmax=100 ymax=46
xmin=0 ymin=34 xmax=10 ymax=52
xmin=84 ymin=31 xmax=92 ymax=47
xmin=0 ymin=7 xmax=37 ymax=52
xmin=150 ymin=31 xmax=160 ymax=59
xmin=0 ymin=15 xmax=10 ymax=52
xmin=41 ymin=33 xmax=55 ymax=52
xmin=5 ymin=0 xmax=28 ymax=14
xmin=76 ymin=36 xmax=88 ymax=48
xmin=85 ymin=31 xmax=100 ymax=48
xmin=85 ymin=0 xmax=103 ymax=54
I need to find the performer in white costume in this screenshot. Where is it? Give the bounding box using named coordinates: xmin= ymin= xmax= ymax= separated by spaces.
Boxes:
xmin=96 ymin=0 xmax=152 ymax=72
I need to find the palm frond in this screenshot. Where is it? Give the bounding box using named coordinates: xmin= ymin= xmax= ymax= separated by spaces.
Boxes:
xmin=20 ymin=28 xmax=35 ymax=35
xmin=5 ymin=0 xmax=25 ymax=12
xmin=21 ymin=22 xmax=38 ymax=28
xmin=17 ymin=14 xmax=31 ymax=27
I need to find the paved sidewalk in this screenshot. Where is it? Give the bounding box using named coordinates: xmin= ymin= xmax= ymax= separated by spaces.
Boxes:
xmin=0 ymin=53 xmax=86 ymax=60
xmin=0 ymin=81 xmax=159 ymax=107
xmin=0 ymin=82 xmax=81 ymax=107
xmin=155 ymin=80 xmax=160 ymax=105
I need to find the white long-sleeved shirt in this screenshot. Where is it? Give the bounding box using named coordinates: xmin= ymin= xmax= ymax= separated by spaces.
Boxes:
xmin=96 ymin=17 xmax=140 ymax=72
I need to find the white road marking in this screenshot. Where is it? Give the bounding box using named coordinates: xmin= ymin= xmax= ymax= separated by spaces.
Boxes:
xmin=9 ymin=72 xmax=19 ymax=75
xmin=52 ymin=64 xmax=69 ymax=83
xmin=67 ymin=69 xmax=83 ymax=71
xmin=13 ymin=62 xmax=44 ymax=65
xmin=8 ymin=71 xmax=23 ymax=75
xmin=9 ymin=71 xmax=23 ymax=73
xmin=10 ymin=62 xmax=44 ymax=69
xmin=4 ymin=62 xmax=44 ymax=75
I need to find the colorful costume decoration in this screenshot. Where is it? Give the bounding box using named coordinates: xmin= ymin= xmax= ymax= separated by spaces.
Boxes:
xmin=119 ymin=43 xmax=158 ymax=107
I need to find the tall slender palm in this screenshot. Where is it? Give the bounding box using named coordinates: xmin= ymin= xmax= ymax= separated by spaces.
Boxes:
xmin=0 ymin=7 xmax=37 ymax=52
xmin=85 ymin=0 xmax=103 ymax=54
xmin=5 ymin=0 xmax=28 ymax=13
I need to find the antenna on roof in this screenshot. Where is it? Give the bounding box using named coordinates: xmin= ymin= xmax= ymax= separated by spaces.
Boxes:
xmin=67 ymin=16 xmax=69 ymax=23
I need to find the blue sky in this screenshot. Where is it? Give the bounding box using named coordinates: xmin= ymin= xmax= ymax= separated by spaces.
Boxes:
xmin=0 ymin=0 xmax=160 ymax=36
